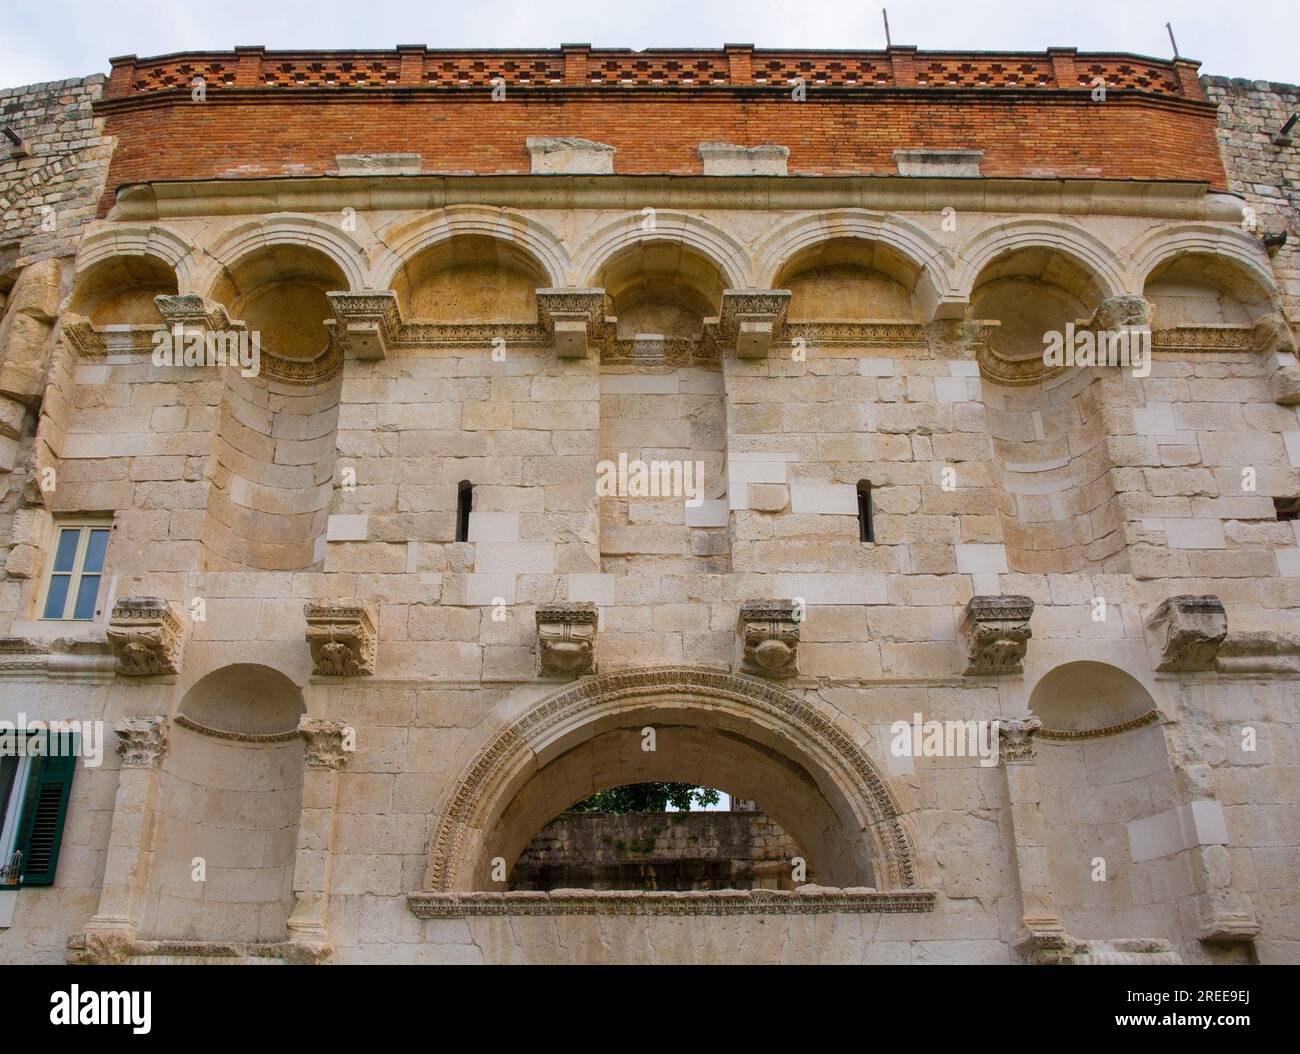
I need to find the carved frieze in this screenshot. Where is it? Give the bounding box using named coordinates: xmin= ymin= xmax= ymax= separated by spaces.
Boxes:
xmin=1147 ymin=595 xmax=1227 ymax=672
xmin=719 ymin=289 xmax=790 ymax=359
xmin=115 ymin=716 xmax=168 ymax=768
xmin=536 ymin=602 xmax=598 ymax=678
xmin=325 ymin=291 xmax=402 ymax=360
xmin=738 ymin=600 xmax=801 ymax=679
xmin=106 ymin=597 xmax=184 ymax=676
xmin=536 ymin=288 xmax=606 ymax=358
xmin=960 ymin=595 xmax=1033 ymax=675
xmin=304 ymin=601 xmax=377 ymax=676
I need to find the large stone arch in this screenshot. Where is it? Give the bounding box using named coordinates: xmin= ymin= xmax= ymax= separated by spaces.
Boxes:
xmin=425 ymin=666 xmax=918 ymax=892
xmin=1126 ymin=223 xmax=1281 ymax=307
xmin=575 ymin=211 xmax=751 ymax=289
xmin=371 ymin=205 xmax=570 ymax=290
xmin=193 ymin=213 xmax=368 ymax=296
xmin=953 ymin=218 xmax=1128 ymax=303
xmin=752 ymin=209 xmax=959 ymax=320
xmin=74 ymin=224 xmax=201 ymax=296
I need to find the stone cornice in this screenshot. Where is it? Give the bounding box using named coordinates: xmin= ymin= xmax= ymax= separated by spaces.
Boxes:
xmin=107 ymin=174 xmax=1236 ymax=223
xmin=406 ymin=888 xmax=937 ymax=918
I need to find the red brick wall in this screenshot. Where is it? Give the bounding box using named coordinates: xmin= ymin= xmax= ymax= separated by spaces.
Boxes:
xmin=94 ymin=49 xmax=1228 ymax=214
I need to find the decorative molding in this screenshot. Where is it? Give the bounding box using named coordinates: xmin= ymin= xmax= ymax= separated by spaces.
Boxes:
xmin=0 ymin=636 xmax=115 ymax=677
xmin=59 ymin=313 xmax=163 ymax=357
xmin=1198 ymin=911 xmax=1261 ymax=943
xmin=780 ymin=319 xmax=927 ymax=349
xmin=297 ymin=718 xmax=351 ymax=769
xmin=173 ymin=713 xmax=302 ymax=744
xmin=154 ymin=293 xmax=231 ymax=330
xmin=996 ymin=716 xmax=1042 ymax=765
xmin=67 ymin=933 xmax=292 ymax=965
xmin=1147 ymin=594 xmax=1227 ymax=672
xmin=536 ymin=287 xmax=606 ymax=358
xmin=394 ymin=321 xmax=550 ymax=349
xmin=960 ymin=595 xmax=1033 ymax=675
xmin=304 ymin=600 xmax=376 ymax=676
xmin=719 ymin=289 xmax=790 ymax=358
xmin=325 ymin=291 xmax=401 ymax=360
xmin=738 ymin=599 xmax=801 ymax=679
xmin=115 ymin=716 xmax=169 ymax=768
xmin=535 ymin=602 xmax=598 ymax=678
xmin=1036 ymin=709 xmax=1165 ymax=741
xmin=106 ymin=597 xmax=184 ymax=676
xmin=426 ymin=666 xmax=917 ymax=892
xmin=407 ymin=887 xmax=936 ymax=918
xmin=1014 ymin=920 xmax=1076 ymax=964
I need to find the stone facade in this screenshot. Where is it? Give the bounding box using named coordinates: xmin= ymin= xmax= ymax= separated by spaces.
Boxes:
xmin=0 ymin=47 xmax=1297 ymax=966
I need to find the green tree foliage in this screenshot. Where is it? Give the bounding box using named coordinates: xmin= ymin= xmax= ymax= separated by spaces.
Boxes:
xmin=567 ymin=783 xmax=722 ymax=813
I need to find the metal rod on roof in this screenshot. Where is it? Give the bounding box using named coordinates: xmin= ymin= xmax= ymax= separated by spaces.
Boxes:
xmin=1166 ymin=22 xmax=1181 ymax=60
xmin=883 ymin=9 xmax=892 ymax=48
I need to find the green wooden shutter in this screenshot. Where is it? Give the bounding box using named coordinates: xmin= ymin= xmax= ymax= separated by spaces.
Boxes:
xmin=16 ymin=733 xmax=77 ymax=886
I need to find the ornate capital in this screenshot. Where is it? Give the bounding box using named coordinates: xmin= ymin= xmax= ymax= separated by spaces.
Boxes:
xmin=115 ymin=716 xmax=168 ymax=768
xmin=154 ymin=293 xmax=233 ymax=331
xmin=996 ymin=716 xmax=1042 ymax=765
xmin=304 ymin=601 xmax=377 ymax=676
xmin=325 ymin=291 xmax=402 ymax=361
xmin=738 ymin=600 xmax=801 ymax=679
xmin=536 ymin=602 xmax=598 ymax=678
xmin=107 ymin=597 xmax=184 ymax=676
xmin=1147 ymin=594 xmax=1227 ymax=672
xmin=719 ymin=289 xmax=790 ymax=359
xmin=960 ymin=595 xmax=1033 ymax=676
xmin=298 ymin=718 xmax=351 ymax=769
xmin=536 ymin=288 xmax=606 ymax=359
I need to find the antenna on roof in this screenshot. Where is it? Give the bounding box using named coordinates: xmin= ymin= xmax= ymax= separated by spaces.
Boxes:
xmin=1165 ymin=22 xmax=1181 ymax=60
xmin=883 ymin=9 xmax=892 ymax=48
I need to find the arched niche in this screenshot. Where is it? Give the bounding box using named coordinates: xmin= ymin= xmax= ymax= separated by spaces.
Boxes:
xmin=773 ymin=236 xmax=925 ymax=321
xmin=209 ymin=245 xmax=347 ymax=362
xmin=143 ymin=664 xmax=306 ymax=943
xmin=68 ymin=254 xmax=178 ymax=327
xmin=596 ymin=242 xmax=727 ymax=339
xmin=389 ymin=233 xmax=549 ymax=322
xmin=970 ymin=246 xmax=1106 ymax=362
xmin=1143 ymin=252 xmax=1274 ymax=328
xmin=426 ymin=667 xmax=917 ymax=893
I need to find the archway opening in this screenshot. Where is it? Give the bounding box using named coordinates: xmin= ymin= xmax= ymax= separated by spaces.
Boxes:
xmin=210 ymin=245 xmax=347 ymax=361
xmin=68 ymin=254 xmax=178 ymax=326
xmin=390 ymin=233 xmax=548 ymax=322
xmin=971 ymin=246 xmax=1105 ymax=362
xmin=773 ymin=236 xmax=924 ymax=321
xmin=1143 ymin=252 xmax=1273 ymax=327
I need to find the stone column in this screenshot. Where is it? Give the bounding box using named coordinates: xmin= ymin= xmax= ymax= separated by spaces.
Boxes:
xmin=80 ymin=717 xmax=169 ymax=961
xmin=996 ymin=717 xmax=1074 ymax=963
xmin=285 ymin=719 xmax=350 ymax=963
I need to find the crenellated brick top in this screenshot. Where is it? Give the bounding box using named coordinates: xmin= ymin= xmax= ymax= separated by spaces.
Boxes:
xmin=102 ymin=44 xmax=1204 ymax=99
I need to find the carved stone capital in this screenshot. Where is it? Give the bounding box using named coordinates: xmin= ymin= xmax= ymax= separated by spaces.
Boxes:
xmin=1269 ymin=361 xmax=1300 ymax=405
xmin=536 ymin=602 xmax=598 ymax=678
xmin=1090 ymin=294 xmax=1153 ymax=331
xmin=115 ymin=716 xmax=168 ymax=768
xmin=738 ymin=600 xmax=801 ymax=679
xmin=154 ymin=293 xmax=233 ymax=331
xmin=960 ymin=595 xmax=1033 ymax=675
xmin=298 ymin=718 xmax=351 ymax=769
xmin=536 ymin=288 xmax=606 ymax=358
xmin=1013 ymin=920 xmax=1076 ymax=964
xmin=304 ymin=601 xmax=376 ymax=676
xmin=1147 ymin=594 xmax=1227 ymax=672
xmin=996 ymin=716 xmax=1042 ymax=765
xmin=720 ymin=289 xmax=791 ymax=359
xmin=325 ymin=291 xmax=402 ymax=361
xmin=107 ymin=597 xmax=184 ymax=676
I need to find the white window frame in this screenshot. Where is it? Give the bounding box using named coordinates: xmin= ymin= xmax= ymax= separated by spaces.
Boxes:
xmin=0 ymin=753 xmax=33 ymax=885
xmin=36 ymin=518 xmax=112 ymax=622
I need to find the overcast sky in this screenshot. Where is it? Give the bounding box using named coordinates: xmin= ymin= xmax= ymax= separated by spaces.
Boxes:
xmin=1 ymin=0 xmax=1296 ymax=90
